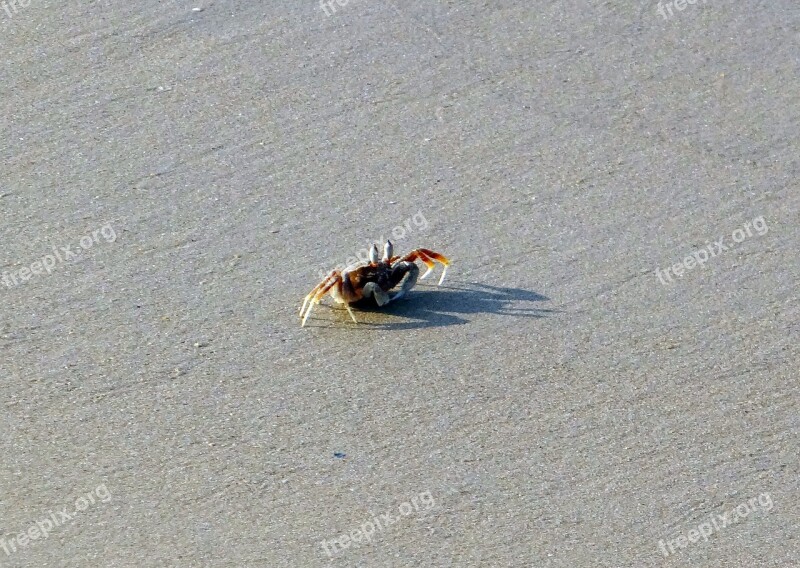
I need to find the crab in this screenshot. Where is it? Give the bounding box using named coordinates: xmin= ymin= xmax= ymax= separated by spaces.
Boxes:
xmin=299 ymin=241 xmax=450 ymax=326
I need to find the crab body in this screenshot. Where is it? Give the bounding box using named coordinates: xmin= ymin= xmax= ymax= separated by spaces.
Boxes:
xmin=300 ymin=241 xmax=449 ymax=326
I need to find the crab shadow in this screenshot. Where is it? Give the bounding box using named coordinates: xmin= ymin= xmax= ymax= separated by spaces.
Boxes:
xmin=316 ymin=281 xmax=553 ymax=330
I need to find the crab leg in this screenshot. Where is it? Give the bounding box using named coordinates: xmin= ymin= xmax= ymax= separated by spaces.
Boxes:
xmin=419 ymin=249 xmax=450 ymax=284
xmin=343 ymin=302 xmax=358 ymax=324
xmin=300 ymin=271 xmax=337 ymax=318
xmin=301 ymin=273 xmax=358 ymax=327
xmin=414 ymin=251 xmax=437 ymax=279
xmin=401 ymin=249 xmax=450 ymax=285
xmin=301 ymin=276 xmax=337 ymax=326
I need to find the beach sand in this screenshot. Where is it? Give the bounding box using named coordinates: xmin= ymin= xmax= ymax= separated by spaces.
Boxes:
xmin=1 ymin=2 xmax=797 ymax=566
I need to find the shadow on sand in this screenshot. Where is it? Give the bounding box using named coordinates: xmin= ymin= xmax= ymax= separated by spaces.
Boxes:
xmin=305 ymin=281 xmax=554 ymax=330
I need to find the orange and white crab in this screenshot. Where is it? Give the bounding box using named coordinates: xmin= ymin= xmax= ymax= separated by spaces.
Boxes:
xmin=299 ymin=241 xmax=450 ymax=326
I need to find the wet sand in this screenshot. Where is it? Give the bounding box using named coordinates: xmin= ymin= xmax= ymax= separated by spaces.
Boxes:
xmin=1 ymin=1 xmax=798 ymax=566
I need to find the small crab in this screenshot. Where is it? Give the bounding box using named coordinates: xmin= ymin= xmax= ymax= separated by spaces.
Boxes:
xmin=299 ymin=241 xmax=450 ymax=326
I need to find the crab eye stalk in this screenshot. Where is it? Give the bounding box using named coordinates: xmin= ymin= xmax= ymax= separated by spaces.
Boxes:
xmin=383 ymin=240 xmax=393 ymax=262
xmin=369 ymin=244 xmax=380 ymax=263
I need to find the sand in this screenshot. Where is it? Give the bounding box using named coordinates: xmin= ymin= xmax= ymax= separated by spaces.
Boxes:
xmin=1 ymin=1 xmax=797 ymax=566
